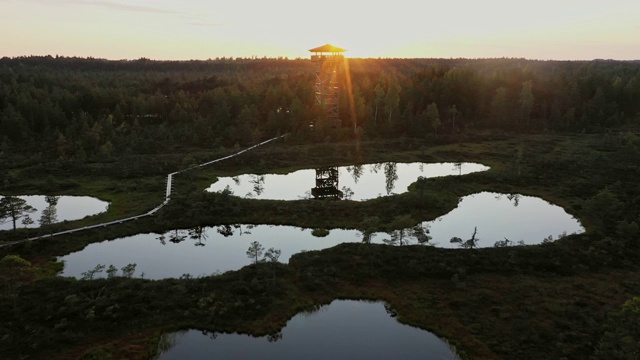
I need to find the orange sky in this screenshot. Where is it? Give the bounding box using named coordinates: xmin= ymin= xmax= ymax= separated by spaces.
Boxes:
xmin=1 ymin=0 xmax=639 ymax=60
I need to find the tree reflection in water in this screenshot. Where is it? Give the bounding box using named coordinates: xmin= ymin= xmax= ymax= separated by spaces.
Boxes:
xmin=189 ymin=226 xmax=208 ymax=246
xmin=383 ymin=215 xmax=432 ymax=246
xmin=453 ymin=162 xmax=462 ymax=176
xmin=346 ymin=164 xmax=364 ymax=183
xmin=39 ymin=195 xmax=59 ymax=229
xmin=383 ymin=162 xmax=398 ymax=195
xmin=250 ymin=175 xmax=265 ymax=196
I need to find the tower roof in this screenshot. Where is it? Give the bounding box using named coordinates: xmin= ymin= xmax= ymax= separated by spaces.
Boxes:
xmin=308 ymin=44 xmax=346 ymax=53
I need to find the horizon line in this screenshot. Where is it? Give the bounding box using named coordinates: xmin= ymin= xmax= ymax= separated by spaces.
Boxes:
xmin=2 ymin=54 xmax=639 ymax=63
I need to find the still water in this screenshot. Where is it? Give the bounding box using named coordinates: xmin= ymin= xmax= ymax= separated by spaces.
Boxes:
xmin=0 ymin=195 xmax=109 ymax=231
xmin=422 ymin=192 xmax=583 ymax=248
xmin=59 ymin=192 xmax=583 ymax=280
xmin=206 ymin=162 xmax=489 ymax=200
xmin=60 ymin=225 xmax=359 ymax=279
xmin=155 ymin=300 xmax=460 ymax=360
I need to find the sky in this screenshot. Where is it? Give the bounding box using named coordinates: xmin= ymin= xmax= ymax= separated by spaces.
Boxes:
xmin=1 ymin=0 xmax=639 ymax=60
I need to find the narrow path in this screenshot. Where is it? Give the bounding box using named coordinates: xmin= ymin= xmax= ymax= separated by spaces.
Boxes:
xmin=0 ymin=135 xmax=286 ymax=249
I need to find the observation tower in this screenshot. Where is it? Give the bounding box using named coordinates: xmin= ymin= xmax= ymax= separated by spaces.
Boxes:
xmin=309 ymin=44 xmax=346 ymax=200
xmin=309 ymin=44 xmax=346 ymax=128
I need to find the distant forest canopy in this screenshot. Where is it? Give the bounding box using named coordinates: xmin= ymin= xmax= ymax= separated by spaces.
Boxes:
xmin=1 ymin=56 xmax=639 ymax=163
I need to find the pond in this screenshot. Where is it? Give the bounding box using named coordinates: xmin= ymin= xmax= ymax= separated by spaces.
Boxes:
xmin=155 ymin=300 xmax=460 ymax=360
xmin=59 ymin=225 xmax=359 ymax=279
xmin=0 ymin=195 xmax=109 ymax=231
xmin=59 ymin=192 xmax=583 ymax=280
xmin=420 ymin=192 xmax=584 ymax=248
xmin=205 ymin=162 xmax=489 ymax=200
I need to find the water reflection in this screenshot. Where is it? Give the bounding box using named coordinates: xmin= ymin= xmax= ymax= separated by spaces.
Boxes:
xmin=206 ymin=162 xmax=490 ymax=201
xmin=424 ymin=192 xmax=583 ymax=249
xmin=0 ymin=195 xmax=109 ymax=231
xmin=506 ymin=193 xmax=521 ymax=206
xmin=312 ymin=167 xmax=343 ymax=199
xmin=381 ymin=215 xmax=432 ymax=246
xmin=155 ymin=300 xmax=460 ymax=360
xmin=449 ymin=226 xmax=480 ymax=249
xmin=60 ymin=225 xmax=361 ymax=279
xmin=188 ymin=227 xmax=208 ymax=247
xmin=346 ymin=164 xmax=363 ymax=183
xmin=39 ymin=195 xmax=59 ymax=228
xmin=59 ymin=192 xmax=584 ymax=280
xmin=383 ymin=162 xmax=398 ymax=195
xmin=249 ymin=175 xmax=265 ymax=197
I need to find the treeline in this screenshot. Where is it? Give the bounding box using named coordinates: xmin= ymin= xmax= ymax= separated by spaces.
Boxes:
xmin=1 ymin=56 xmax=639 ymax=166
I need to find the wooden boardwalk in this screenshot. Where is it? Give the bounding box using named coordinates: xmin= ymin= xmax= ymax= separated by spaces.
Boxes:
xmin=0 ymin=135 xmax=286 ymax=248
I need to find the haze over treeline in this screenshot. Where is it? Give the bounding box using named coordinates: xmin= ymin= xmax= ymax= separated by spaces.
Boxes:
xmin=3 ymin=0 xmax=638 ymax=60
xmin=1 ymin=56 xmax=639 ymax=169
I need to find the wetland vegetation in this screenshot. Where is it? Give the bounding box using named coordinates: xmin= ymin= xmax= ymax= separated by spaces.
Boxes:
xmin=58 ymin=191 xmax=583 ymax=280
xmin=1 ymin=56 xmax=639 ymax=359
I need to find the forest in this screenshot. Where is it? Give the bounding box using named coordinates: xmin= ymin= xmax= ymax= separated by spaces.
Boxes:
xmin=1 ymin=56 xmax=640 ymax=359
xmin=2 ymin=56 xmax=639 ymax=165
